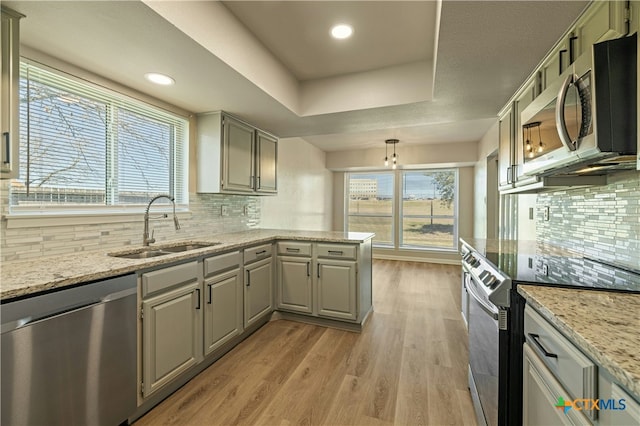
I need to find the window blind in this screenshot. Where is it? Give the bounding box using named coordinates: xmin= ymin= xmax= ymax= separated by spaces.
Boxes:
xmin=11 ymin=61 xmax=188 ymax=210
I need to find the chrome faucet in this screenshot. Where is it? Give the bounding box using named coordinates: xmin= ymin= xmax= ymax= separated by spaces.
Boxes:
xmin=143 ymin=194 xmax=181 ymax=246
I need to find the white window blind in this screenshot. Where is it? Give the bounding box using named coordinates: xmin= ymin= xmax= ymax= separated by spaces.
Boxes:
xmin=11 ymin=61 xmax=188 ymax=211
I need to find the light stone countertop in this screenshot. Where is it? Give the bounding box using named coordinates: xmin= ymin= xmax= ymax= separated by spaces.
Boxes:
xmin=0 ymin=229 xmax=374 ymax=300
xmin=518 ymin=285 xmax=640 ymax=400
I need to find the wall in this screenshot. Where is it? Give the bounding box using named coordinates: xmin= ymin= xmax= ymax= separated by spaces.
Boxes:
xmin=327 ymin=141 xmax=477 ymax=264
xmin=473 ymin=121 xmax=499 ymax=239
xmin=260 ymin=137 xmax=333 ymax=231
xmin=535 ymin=170 xmax=640 ymax=272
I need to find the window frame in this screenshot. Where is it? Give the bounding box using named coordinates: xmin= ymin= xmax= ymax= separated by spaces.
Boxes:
xmin=344 ymin=168 xmax=459 ymax=252
xmin=8 ymin=59 xmax=189 ymax=219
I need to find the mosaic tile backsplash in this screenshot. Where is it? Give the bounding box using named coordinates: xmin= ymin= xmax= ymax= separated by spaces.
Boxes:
xmin=0 ymin=180 xmax=260 ymax=262
xmin=536 ymin=170 xmax=640 ymax=275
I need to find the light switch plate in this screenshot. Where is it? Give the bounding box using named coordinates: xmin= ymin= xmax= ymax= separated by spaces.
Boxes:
xmin=221 ymin=205 xmax=229 ymax=216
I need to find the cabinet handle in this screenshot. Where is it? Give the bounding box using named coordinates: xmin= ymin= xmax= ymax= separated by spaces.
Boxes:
xmin=246 ymin=270 xmax=251 ymax=287
xmin=328 ymin=250 xmax=343 ymax=255
xmin=528 ymin=333 xmax=558 ymax=358
xmin=256 ymin=250 xmax=267 ymax=256
xmin=2 ymin=132 xmax=9 ymax=165
xmin=207 ymin=284 xmax=212 ymax=304
xmin=569 ymin=35 xmax=578 ymax=64
xmin=307 ymin=262 xmax=310 ymax=277
xmin=195 ymin=289 xmax=201 ymax=310
xmin=256 ymin=176 xmax=261 ymax=189
xmin=286 ymin=248 xmax=300 ymax=253
xmin=506 ymin=166 xmax=512 ymax=184
xmin=317 ymin=264 xmax=320 ymax=278
xmin=559 ymin=49 xmax=567 ymax=75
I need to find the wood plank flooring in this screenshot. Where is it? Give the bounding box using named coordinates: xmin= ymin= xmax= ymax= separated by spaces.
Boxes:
xmin=135 ymin=260 xmax=477 ymax=426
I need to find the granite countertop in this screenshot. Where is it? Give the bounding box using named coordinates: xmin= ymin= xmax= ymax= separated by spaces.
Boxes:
xmin=0 ymin=229 xmax=374 ymax=300
xmin=518 ymin=285 xmax=640 ymax=399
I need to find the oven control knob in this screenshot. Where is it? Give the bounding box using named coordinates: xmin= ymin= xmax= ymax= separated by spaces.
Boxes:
xmin=479 ymin=271 xmax=490 ymax=280
xmin=487 ymin=277 xmax=500 ymax=288
xmin=472 ymin=258 xmax=481 ymax=267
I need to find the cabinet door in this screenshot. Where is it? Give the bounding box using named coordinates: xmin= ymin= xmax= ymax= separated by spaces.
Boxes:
xmin=256 ymin=131 xmax=277 ymax=193
xmin=498 ymin=104 xmax=514 ymax=188
xmin=142 ymin=280 xmax=200 ymax=398
xmin=222 ymin=115 xmax=255 ymax=193
xmin=244 ymin=257 xmax=273 ymax=327
xmin=1 ymin=9 xmax=20 ymax=179
xmin=316 ymin=259 xmax=357 ymax=321
xmin=277 ymin=256 xmax=312 ymax=314
xmin=574 ymin=1 xmax=626 ymax=59
xmin=204 ymin=268 xmax=243 ymax=356
xmin=523 ymin=343 xmax=589 ymax=426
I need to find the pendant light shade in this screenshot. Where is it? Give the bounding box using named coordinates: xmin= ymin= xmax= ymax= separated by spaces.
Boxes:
xmin=384 ymin=139 xmax=399 ymax=168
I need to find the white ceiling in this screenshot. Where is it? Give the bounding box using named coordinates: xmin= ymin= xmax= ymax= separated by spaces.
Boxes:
xmin=4 ymin=0 xmax=589 ymax=152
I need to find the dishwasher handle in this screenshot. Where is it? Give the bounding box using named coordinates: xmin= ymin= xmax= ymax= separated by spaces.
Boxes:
xmin=2 ymin=287 xmax=136 ymax=333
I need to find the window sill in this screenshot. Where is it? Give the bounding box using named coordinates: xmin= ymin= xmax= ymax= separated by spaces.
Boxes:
xmin=4 ymin=209 xmax=191 ymax=229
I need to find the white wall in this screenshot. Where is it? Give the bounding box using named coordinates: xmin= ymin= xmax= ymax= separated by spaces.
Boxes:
xmin=260 ymin=137 xmax=333 ymax=231
xmin=473 ymin=120 xmax=499 ymax=239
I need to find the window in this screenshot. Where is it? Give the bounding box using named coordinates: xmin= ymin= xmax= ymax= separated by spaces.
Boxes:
xmin=345 ymin=169 xmax=458 ymax=250
xmin=401 ymin=170 xmax=457 ymax=249
xmin=10 ymin=61 xmax=188 ymax=212
xmin=347 ymin=172 xmax=394 ymax=246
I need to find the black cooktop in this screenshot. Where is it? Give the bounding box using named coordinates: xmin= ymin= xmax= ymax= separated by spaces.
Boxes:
xmin=460 ymin=238 xmax=640 ymax=292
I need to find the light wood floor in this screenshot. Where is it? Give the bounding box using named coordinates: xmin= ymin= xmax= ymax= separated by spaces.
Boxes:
xmin=135 ymin=260 xmax=477 ymax=426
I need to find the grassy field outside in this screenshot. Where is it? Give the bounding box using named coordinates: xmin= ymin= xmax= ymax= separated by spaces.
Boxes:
xmin=348 ymin=199 xmax=455 ymax=248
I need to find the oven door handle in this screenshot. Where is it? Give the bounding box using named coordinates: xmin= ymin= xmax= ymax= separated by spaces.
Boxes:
xmin=466 ymin=278 xmax=499 ymax=320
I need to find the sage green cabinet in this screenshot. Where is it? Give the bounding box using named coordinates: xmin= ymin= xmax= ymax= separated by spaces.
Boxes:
xmin=222 ymin=116 xmax=255 ymax=193
xmin=141 ymin=265 xmax=201 ymax=399
xmin=316 ymin=259 xmax=357 ymax=321
xmin=1 ymin=7 xmax=22 ymax=179
xmin=244 ymin=253 xmax=273 ymax=328
xmin=256 ymin=131 xmax=277 ymax=193
xmin=197 ymin=112 xmax=278 ymax=195
xmin=203 ymin=267 xmax=243 ymax=356
xmin=276 ymin=256 xmax=312 ymax=314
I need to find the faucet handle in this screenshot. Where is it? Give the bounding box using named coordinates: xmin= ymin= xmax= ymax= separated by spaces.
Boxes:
xmin=148 ymin=229 xmax=156 ymax=245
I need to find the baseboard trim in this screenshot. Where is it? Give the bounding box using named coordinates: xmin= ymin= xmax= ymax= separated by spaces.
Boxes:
xmin=373 ymin=253 xmax=461 ymax=265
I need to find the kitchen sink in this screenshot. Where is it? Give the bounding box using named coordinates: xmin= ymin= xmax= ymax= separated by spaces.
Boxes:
xmin=108 ymin=242 xmax=220 ymax=259
xmin=110 ymin=250 xmax=170 ymax=259
xmin=159 ymin=242 xmax=219 ymax=252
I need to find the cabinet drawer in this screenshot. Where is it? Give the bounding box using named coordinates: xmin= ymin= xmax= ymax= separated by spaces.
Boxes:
xmin=277 ymin=241 xmax=311 ymax=256
xmin=243 ymin=243 xmax=272 ymax=264
xmin=317 ymin=244 xmax=357 ymax=260
xmin=142 ymin=261 xmax=199 ymax=298
xmin=204 ymin=251 xmax=241 ymax=277
xmin=524 ymin=305 xmax=597 ymax=412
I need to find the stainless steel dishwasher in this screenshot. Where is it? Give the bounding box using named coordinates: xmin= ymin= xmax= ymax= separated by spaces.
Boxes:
xmin=1 ymin=274 xmax=137 ymax=426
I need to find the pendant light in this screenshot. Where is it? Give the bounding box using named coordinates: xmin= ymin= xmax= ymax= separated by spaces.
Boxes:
xmin=384 ymin=139 xmax=399 ymax=168
xmin=537 ymin=124 xmax=544 ymax=153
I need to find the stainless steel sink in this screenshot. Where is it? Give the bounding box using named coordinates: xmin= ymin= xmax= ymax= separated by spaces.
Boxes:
xmin=108 ymin=242 xmax=220 ymax=259
xmin=110 ymin=250 xmax=169 ymax=259
xmin=159 ymin=242 xmax=219 ymax=253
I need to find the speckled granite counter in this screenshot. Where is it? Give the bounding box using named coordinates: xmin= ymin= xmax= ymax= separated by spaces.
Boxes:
xmin=518 ymin=285 xmax=640 ymax=399
xmin=0 ymin=229 xmax=374 ymax=300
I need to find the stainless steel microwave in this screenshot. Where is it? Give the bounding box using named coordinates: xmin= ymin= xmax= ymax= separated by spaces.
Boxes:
xmin=520 ymin=34 xmax=636 ymax=177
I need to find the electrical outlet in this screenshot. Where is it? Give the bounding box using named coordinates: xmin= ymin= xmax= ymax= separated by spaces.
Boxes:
xmin=543 ymin=206 xmax=550 ymax=221
xmin=243 ymin=205 xmax=249 ymax=216
xmin=542 ymin=263 xmax=549 ymax=276
xmin=221 ymin=205 xmax=229 ymax=216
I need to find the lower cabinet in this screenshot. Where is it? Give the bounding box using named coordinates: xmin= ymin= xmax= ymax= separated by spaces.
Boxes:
xmin=244 ymin=252 xmax=273 ymax=328
xmin=317 ymin=259 xmax=356 ymax=321
xmin=141 ymin=263 xmax=201 ymax=399
xmin=277 ymin=256 xmax=312 ymax=313
xmin=203 ymin=267 xmax=243 ymax=356
xmin=275 ymin=242 xmax=364 ymax=322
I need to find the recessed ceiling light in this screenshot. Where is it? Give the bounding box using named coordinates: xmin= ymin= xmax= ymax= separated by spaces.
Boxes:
xmin=144 ymin=72 xmax=175 ymax=86
xmin=331 ymin=24 xmax=353 ymax=40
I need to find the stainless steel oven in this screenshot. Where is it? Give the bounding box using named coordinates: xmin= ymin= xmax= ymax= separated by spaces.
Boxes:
xmin=467 ymin=275 xmax=500 ymax=426
xmin=461 ymin=243 xmax=511 ymax=426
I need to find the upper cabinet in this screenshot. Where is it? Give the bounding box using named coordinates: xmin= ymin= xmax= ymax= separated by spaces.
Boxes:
xmin=197 ymin=112 xmax=278 ymax=195
xmin=1 ymin=7 xmax=23 ymax=179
